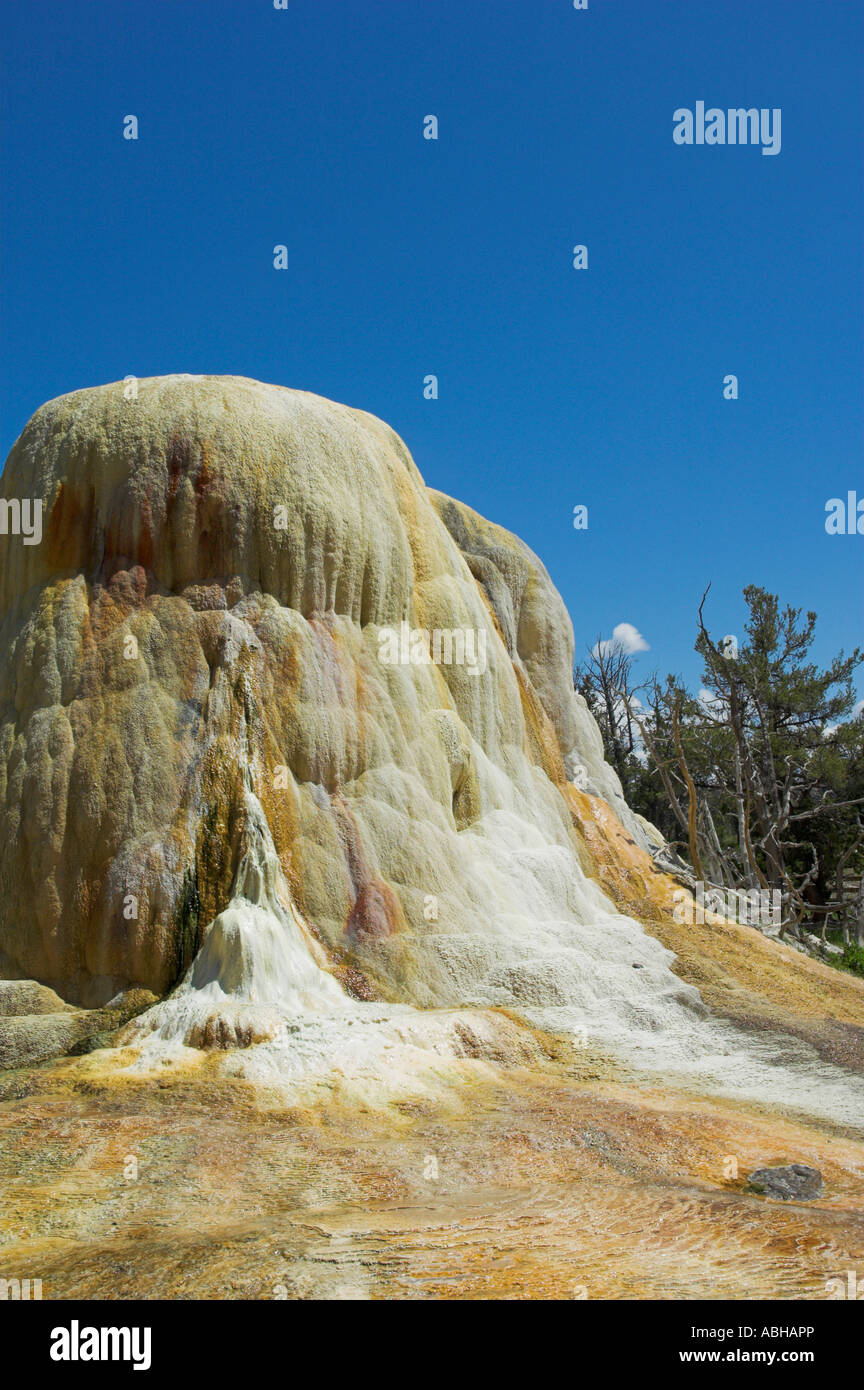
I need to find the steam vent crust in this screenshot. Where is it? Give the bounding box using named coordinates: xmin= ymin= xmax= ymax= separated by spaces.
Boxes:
xmin=0 ymin=375 xmax=646 ymax=1012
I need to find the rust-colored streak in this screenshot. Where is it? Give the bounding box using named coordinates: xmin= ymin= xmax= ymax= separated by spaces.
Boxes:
xmin=46 ymin=480 xmax=95 ymax=572
xmin=346 ymin=879 xmax=405 ymax=943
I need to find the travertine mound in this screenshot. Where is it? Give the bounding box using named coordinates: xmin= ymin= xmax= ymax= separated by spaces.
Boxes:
xmin=0 ymin=375 xmax=639 ymax=1009
xmin=429 ymin=491 xmax=655 ymax=840
xmin=1 ymin=376 xmax=862 ymax=1128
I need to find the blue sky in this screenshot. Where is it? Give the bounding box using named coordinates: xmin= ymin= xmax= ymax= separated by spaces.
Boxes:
xmin=1 ymin=0 xmax=861 ymax=694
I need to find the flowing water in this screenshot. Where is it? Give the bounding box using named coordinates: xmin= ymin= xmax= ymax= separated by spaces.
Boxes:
xmin=128 ymin=776 xmax=864 ymax=1133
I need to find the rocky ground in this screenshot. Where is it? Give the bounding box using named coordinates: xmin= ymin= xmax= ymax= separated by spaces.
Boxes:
xmin=1 ymin=1036 xmax=862 ymax=1301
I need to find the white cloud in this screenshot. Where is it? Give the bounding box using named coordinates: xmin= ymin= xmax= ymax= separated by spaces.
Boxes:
xmin=698 ymin=686 xmax=727 ymax=712
xmin=823 ymin=699 xmax=864 ymax=738
xmin=612 ymin=622 xmax=650 ymax=654
xmin=592 ymin=622 xmax=650 ymax=659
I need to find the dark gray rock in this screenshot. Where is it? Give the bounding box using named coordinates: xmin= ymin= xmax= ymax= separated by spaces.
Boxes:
xmin=747 ymin=1164 xmax=823 ymax=1201
xmin=68 ymin=1030 xmax=114 ymax=1056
